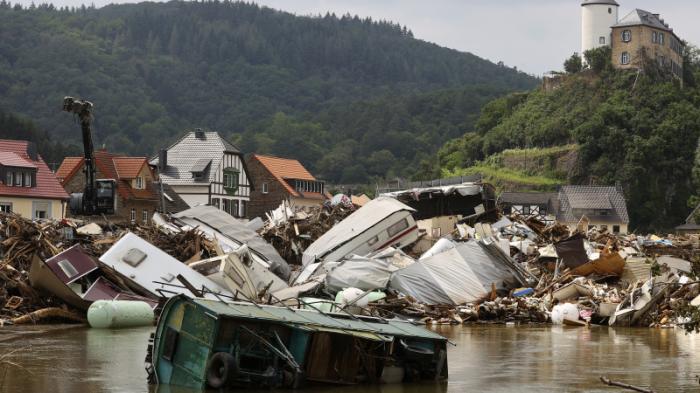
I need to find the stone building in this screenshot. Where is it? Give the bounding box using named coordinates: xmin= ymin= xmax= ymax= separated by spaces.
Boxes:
xmin=246 ymin=154 xmax=328 ymax=219
xmin=610 ymin=9 xmax=684 ymax=78
xmin=581 ymin=1 xmax=684 ymax=78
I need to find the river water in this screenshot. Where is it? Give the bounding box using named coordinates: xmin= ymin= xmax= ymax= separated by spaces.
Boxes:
xmin=1 ymin=324 xmax=699 ymax=393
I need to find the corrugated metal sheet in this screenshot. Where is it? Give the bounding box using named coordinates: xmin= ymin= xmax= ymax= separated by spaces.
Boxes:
xmin=191 ymin=298 xmax=445 ymax=341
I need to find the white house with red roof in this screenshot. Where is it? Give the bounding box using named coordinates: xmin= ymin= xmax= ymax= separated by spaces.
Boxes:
xmin=0 ymin=139 xmax=69 ymax=219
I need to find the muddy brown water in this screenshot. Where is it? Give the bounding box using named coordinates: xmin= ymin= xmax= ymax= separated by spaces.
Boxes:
xmin=1 ymin=324 xmax=699 ymax=393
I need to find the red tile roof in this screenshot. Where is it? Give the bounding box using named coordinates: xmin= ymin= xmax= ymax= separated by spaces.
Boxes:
xmin=113 ymin=157 xmax=148 ymax=179
xmin=0 ymin=151 xmax=37 ymax=169
xmin=251 ymin=154 xmax=317 ymax=197
xmin=0 ymin=139 xmax=69 ymax=200
xmin=55 ymin=157 xmax=84 ymax=182
xmin=57 ymin=150 xmax=156 ymax=200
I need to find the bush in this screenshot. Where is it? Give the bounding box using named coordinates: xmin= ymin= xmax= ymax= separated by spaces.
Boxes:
xmin=564 ymin=53 xmax=583 ymax=74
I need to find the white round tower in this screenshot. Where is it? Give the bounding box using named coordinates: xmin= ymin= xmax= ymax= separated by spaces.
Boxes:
xmin=581 ymin=0 xmax=619 ymax=55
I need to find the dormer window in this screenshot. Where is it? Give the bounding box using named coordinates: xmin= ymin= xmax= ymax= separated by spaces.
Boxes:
xmin=135 ymin=176 xmax=143 ymax=189
xmin=5 ymin=172 xmax=11 ymax=185
xmin=14 ymin=171 xmax=21 ymax=186
xmin=24 ymin=172 xmax=31 ymax=187
xmin=622 ymin=30 xmax=631 ymax=42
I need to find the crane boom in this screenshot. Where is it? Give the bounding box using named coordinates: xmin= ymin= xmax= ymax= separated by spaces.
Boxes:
xmin=62 ymin=96 xmax=115 ymax=216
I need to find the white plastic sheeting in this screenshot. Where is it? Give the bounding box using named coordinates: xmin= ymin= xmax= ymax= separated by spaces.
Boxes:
xmin=325 ymin=256 xmax=400 ymax=292
xmin=389 ymin=240 xmax=518 ymax=305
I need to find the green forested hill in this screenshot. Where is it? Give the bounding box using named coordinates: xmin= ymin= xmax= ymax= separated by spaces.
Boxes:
xmin=0 ymin=0 xmax=536 ymax=182
xmin=438 ymin=48 xmax=700 ymax=231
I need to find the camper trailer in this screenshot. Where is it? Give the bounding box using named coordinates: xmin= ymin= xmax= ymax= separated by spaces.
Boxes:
xmin=301 ymin=197 xmax=418 ymax=266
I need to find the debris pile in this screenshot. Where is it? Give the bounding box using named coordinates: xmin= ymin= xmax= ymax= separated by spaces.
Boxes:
xmin=0 ymin=212 xmax=215 ymax=324
xmin=4 ymin=180 xmax=700 ymax=332
xmin=259 ymin=200 xmax=356 ymax=265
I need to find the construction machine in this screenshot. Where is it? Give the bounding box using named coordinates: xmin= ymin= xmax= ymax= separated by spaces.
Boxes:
xmin=62 ymin=96 xmax=116 ymax=215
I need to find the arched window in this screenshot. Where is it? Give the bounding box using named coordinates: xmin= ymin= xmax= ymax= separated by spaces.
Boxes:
xmin=621 ymin=52 xmax=630 ymax=65
xmin=622 ymin=30 xmax=631 ymax=42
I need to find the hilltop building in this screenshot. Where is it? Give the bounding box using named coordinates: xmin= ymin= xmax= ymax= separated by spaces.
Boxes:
xmin=0 ymin=139 xmax=69 ymax=220
xmin=581 ymin=1 xmax=684 ymax=78
xmin=246 ymin=154 xmax=328 ymax=219
xmin=150 ymin=130 xmax=252 ymax=218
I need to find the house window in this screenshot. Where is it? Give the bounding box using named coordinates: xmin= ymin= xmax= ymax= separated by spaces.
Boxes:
xmin=241 ymin=200 xmax=247 ymax=218
xmin=212 ymin=198 xmax=220 ymax=209
xmin=659 ymin=32 xmax=665 ymax=45
xmin=522 ymin=206 xmax=531 ymax=215
xmin=142 ymin=209 xmax=148 ymax=224
xmin=222 ymin=199 xmax=230 ymax=215
xmin=32 ymin=201 xmax=50 ymax=220
xmin=622 ymin=30 xmax=631 ymax=42
xmin=599 ymin=36 xmax=606 ymax=45
xmin=613 ymin=225 xmax=620 ymax=233
xmin=24 ymin=172 xmax=31 ymax=187
xmin=223 ymin=168 xmax=239 ymax=195
xmin=262 ymin=182 xmax=268 ymax=194
xmin=652 ymin=31 xmax=658 ymax=43
xmin=232 ymin=200 xmax=240 ymax=217
xmin=387 ymin=218 xmax=409 ymax=238
xmin=5 ymin=172 xmax=11 ymax=186
xmin=598 ymin=210 xmax=610 ymax=216
xmin=621 ymin=52 xmax=630 ymax=65
xmin=367 ymin=235 xmax=379 ymax=246
xmin=130 ymin=208 xmax=136 ymax=223
xmin=135 ymin=176 xmax=143 ymax=189
xmin=0 ymin=202 xmax=11 ymax=213
xmin=608 ymin=7 xmax=611 ymax=14
xmin=14 ymin=172 xmax=21 ymax=186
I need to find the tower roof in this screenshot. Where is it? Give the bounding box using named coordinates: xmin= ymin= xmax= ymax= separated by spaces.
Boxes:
xmin=581 ymin=0 xmax=619 ymax=6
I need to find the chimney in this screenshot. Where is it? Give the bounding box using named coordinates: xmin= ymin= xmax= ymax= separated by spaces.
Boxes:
xmin=26 ymin=142 xmax=38 ymax=161
xmin=194 ymin=128 xmax=205 ymax=139
xmin=158 ymin=149 xmax=167 ymax=171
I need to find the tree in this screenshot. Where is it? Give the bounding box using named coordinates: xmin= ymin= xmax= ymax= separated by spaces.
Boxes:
xmin=584 ymin=46 xmax=612 ymax=74
xmin=564 ymin=52 xmax=583 ymax=74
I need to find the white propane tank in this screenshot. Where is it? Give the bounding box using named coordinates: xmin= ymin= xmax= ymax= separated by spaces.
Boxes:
xmin=87 ymin=300 xmax=154 ymax=329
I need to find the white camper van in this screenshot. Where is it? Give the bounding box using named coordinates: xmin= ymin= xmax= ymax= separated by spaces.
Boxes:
xmin=301 ymin=197 xmax=418 ymax=265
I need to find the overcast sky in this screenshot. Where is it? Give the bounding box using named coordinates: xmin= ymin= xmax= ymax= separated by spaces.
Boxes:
xmin=12 ymin=0 xmax=700 ymax=75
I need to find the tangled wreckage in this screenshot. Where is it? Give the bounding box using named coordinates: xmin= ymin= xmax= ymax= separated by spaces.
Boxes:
xmin=3 ymin=181 xmax=700 ymax=389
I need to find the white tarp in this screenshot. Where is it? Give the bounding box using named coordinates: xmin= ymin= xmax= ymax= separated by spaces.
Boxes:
xmin=389 ymin=240 xmax=517 ymax=305
xmin=302 ymin=197 xmax=415 ymax=266
xmin=325 ymin=255 xmax=399 ymax=292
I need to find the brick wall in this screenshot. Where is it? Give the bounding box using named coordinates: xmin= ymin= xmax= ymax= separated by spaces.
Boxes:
xmin=246 ymin=157 xmax=291 ymax=219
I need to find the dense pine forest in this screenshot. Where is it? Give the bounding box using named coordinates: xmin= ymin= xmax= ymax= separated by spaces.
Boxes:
xmin=0 ymin=0 xmax=536 ymax=182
